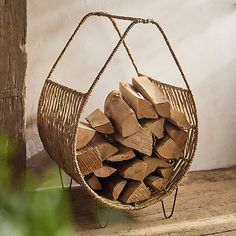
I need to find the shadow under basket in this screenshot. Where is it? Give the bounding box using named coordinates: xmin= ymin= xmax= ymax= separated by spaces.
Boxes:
xmin=37 ymin=12 xmax=198 ymax=211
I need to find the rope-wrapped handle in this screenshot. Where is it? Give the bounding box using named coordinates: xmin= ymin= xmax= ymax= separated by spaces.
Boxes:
xmin=46 ymin=12 xmax=190 ymax=94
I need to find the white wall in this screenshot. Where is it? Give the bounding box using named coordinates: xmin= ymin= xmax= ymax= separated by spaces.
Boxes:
xmin=26 ymin=0 xmax=236 ymax=171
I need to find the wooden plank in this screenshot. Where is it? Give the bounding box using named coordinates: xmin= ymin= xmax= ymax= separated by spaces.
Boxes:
xmin=104 ymin=91 xmax=140 ymax=137
xmin=0 ymin=0 xmax=27 ymax=186
xmin=73 ymin=167 xmax=236 ymax=234
xmin=29 ymin=166 xmax=236 ymax=236
xmin=132 ymin=76 xmax=170 ymax=117
xmin=119 ymin=82 xmax=158 ymax=119
xmin=86 ymin=108 xmax=114 ymax=134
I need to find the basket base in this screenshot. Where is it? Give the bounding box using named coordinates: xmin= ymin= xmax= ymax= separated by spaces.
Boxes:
xmin=57 ymin=165 xmax=179 ymax=228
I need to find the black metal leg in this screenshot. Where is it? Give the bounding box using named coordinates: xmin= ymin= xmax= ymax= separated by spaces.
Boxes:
xmin=58 ymin=166 xmax=65 ymax=189
xmin=69 ymin=177 xmax=73 ymax=189
xmin=95 ymin=199 xmax=113 ymax=228
xmin=161 ymin=187 xmax=178 ymax=219
xmin=58 ymin=166 xmax=73 ymax=190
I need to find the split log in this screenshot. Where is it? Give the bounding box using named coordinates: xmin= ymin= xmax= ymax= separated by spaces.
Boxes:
xmin=106 ymin=146 xmax=135 ymax=162
xmin=145 ymin=156 xmax=172 ymax=168
xmin=118 ymin=159 xmax=147 ymax=181
xmin=154 ymin=136 xmax=183 ymax=160
xmin=85 ymin=174 xmax=103 ymax=190
xmin=112 ymin=127 xmax=153 ymax=156
xmin=141 ymin=118 xmax=165 ymax=139
xmin=104 ymin=91 xmax=140 ymax=137
xmin=106 ymin=175 xmax=127 ymax=200
xmin=86 ymin=108 xmax=114 ymax=134
xmin=119 ymin=82 xmax=158 ymax=119
xmin=144 ymin=175 xmax=167 ymax=191
xmin=76 ymin=122 xmax=96 ymax=150
xmin=94 ymin=165 xmax=117 ymax=178
xmin=119 ymin=181 xmax=151 ymax=204
xmin=140 ymin=156 xmax=172 ymax=178
xmin=156 ymin=167 xmax=174 ymax=179
xmin=165 ymin=122 xmax=188 ymax=150
xmin=76 ymin=143 xmax=102 ymax=175
xmin=140 ymin=156 xmax=159 ymax=179
xmin=167 ymin=109 xmax=191 ymax=130
xmin=132 ymin=76 xmax=170 ymax=117
xmin=91 ymin=133 xmax=118 ymax=160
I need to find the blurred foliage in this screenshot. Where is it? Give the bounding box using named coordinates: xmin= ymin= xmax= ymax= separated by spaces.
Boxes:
xmin=0 ymin=133 xmax=14 ymax=159
xmin=0 ymin=133 xmax=74 ymax=236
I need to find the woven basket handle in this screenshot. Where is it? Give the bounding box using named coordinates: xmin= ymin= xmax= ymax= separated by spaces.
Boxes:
xmin=46 ymin=12 xmax=190 ymax=93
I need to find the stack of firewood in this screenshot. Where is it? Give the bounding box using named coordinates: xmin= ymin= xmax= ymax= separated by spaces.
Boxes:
xmin=76 ymin=76 xmax=191 ymax=204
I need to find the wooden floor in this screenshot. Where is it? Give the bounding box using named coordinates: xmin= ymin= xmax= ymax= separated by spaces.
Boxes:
xmin=64 ymin=167 xmax=236 ymax=236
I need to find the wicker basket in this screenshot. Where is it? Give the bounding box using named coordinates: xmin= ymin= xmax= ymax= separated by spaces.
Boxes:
xmin=37 ymin=12 xmax=198 ymax=211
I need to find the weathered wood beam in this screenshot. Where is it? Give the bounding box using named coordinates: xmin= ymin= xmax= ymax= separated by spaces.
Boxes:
xmin=0 ymin=0 xmax=27 ymax=186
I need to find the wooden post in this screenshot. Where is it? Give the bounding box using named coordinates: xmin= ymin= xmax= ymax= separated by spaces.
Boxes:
xmin=0 ymin=0 xmax=27 ymax=186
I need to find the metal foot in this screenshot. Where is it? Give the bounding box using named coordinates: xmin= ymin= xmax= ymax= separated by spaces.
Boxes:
xmin=95 ymin=199 xmax=113 ymax=228
xmin=69 ymin=177 xmax=73 ymax=189
xmin=161 ymin=187 xmax=178 ymax=219
xmin=58 ymin=166 xmax=73 ymax=190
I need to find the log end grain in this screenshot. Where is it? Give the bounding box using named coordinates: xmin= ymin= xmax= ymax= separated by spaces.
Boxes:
xmin=119 ymin=181 xmax=151 ymax=204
